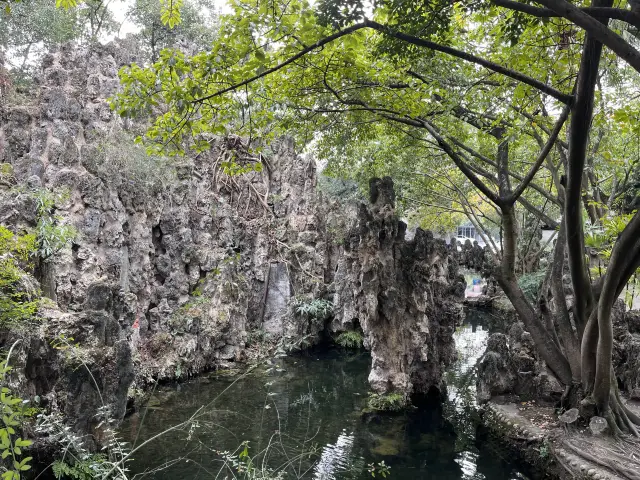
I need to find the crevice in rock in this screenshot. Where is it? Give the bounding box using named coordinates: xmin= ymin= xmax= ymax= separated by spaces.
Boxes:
xmin=152 ymin=224 xmax=165 ymax=255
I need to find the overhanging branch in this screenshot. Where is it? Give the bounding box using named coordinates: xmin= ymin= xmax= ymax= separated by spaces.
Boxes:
xmin=364 ymin=19 xmax=573 ymax=104
xmin=493 ymin=0 xmax=640 ymax=29
xmin=535 ymin=0 xmax=640 ymax=74
xmin=510 ymin=104 xmax=571 ymax=203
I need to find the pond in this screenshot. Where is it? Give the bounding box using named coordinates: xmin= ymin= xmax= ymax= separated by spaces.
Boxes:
xmin=121 ymin=310 xmax=529 ymax=480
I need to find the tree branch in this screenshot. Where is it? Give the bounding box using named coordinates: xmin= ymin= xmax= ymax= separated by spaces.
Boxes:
xmin=419 ymin=120 xmax=502 ymax=204
xmin=492 ymin=0 xmax=640 ymax=29
xmin=510 ymin=104 xmax=571 ymax=203
xmin=450 ymin=137 xmax=561 ymax=206
xmin=535 ymin=0 xmax=640 ymax=74
xmin=194 ymin=22 xmax=369 ymax=104
xmin=364 ymin=19 xmax=573 ymax=104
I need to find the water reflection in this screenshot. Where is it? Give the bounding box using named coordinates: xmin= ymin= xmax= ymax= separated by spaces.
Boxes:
xmin=314 ymin=431 xmax=355 ymax=479
xmin=122 ymin=309 xmax=527 ymax=479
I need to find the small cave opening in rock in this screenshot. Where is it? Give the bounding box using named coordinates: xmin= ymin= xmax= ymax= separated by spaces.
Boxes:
xmin=71 ymin=242 xmax=81 ymax=265
xmin=152 ymin=225 xmax=166 ymax=255
xmin=146 ymin=302 xmax=158 ymax=329
xmin=411 ymin=384 xmax=445 ymax=408
xmin=122 ymin=220 xmax=130 ymax=242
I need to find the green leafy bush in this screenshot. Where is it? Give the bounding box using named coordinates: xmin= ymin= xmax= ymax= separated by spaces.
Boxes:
xmin=366 ymin=392 xmax=406 ymax=412
xmin=0 ymin=343 xmax=34 ymax=480
xmin=0 ymin=226 xmax=39 ymax=327
xmin=32 ymin=189 xmax=76 ymax=262
xmin=295 ymin=299 xmax=333 ymax=319
xmin=335 ymin=331 xmax=363 ymax=349
xmin=517 ymin=270 xmax=546 ymax=303
xmin=52 ymin=454 xmax=109 ymax=480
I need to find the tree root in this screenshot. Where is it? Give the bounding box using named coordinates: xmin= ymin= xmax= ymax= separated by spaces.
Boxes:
xmin=563 ymin=439 xmax=640 ymax=480
xmin=604 ymin=388 xmax=640 ymax=437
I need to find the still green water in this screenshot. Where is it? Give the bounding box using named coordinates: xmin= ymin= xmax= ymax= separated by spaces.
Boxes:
xmin=122 ymin=312 xmax=529 ymax=479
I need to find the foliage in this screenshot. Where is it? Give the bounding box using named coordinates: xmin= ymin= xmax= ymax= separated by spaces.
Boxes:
xmin=367 ymin=460 xmax=390 ymax=478
xmin=97 ymin=130 xmax=178 ymax=196
xmin=51 ymin=454 xmax=109 ymax=480
xmin=0 ymin=0 xmax=115 ymax=86
xmin=0 ymin=343 xmax=34 ymax=480
xmin=169 ymin=295 xmax=211 ymax=331
xmin=537 ymin=439 xmax=550 ymax=460
xmin=366 ymin=392 xmax=406 ymax=412
xmin=0 ymin=226 xmax=39 ymax=328
xmin=32 ymin=189 xmax=76 ymax=263
xmin=213 ymin=441 xmax=290 ymax=480
xmin=294 ymin=299 xmax=333 ymax=320
xmin=586 ymin=212 xmax=637 ymax=259
xmin=37 ymin=410 xmax=129 ymax=480
xmin=316 ymin=175 xmax=363 ymax=203
xmin=335 ymin=330 xmax=363 ymax=349
xmin=128 ymin=0 xmax=219 ymax=61
xmin=517 ymin=270 xmax=547 ymax=303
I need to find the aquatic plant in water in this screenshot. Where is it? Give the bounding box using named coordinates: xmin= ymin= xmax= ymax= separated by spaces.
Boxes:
xmin=366 ymin=392 xmax=406 ymax=412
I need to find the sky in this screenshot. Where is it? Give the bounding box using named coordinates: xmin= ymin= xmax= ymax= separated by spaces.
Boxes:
xmin=108 ymin=0 xmax=231 ymax=39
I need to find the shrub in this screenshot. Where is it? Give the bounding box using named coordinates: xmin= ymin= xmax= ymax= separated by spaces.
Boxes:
xmin=97 ymin=130 xmax=177 ymax=196
xmin=0 ymin=226 xmax=39 ymax=328
xmin=0 ymin=342 xmax=35 ymax=480
xmin=517 ymin=270 xmax=546 ymax=302
xmin=294 ymin=299 xmax=333 ymax=319
xmin=366 ymin=392 xmax=407 ymax=412
xmin=335 ymin=330 xmax=363 ymax=349
xmin=32 ymin=189 xmax=76 ymax=262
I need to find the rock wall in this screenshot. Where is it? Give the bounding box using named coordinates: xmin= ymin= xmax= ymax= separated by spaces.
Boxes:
xmin=0 ymin=42 xmax=465 ymax=441
xmin=476 ymin=324 xmax=563 ymax=404
xmin=0 ymin=43 xmax=326 ymax=441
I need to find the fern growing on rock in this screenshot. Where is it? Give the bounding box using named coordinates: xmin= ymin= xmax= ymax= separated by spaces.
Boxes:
xmin=335 ymin=331 xmax=363 ymax=349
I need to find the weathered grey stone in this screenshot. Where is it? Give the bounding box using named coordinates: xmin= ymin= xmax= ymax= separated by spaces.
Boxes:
xmin=477 ymin=334 xmax=516 ymax=402
xmin=331 ymin=178 xmax=464 ymax=397
xmin=627 ymin=310 xmax=640 ymax=334
xmin=85 ymin=282 xmax=113 ymax=311
xmin=589 ymin=416 xmax=608 ymax=435
xmin=559 ymin=408 xmax=579 ymax=424
xmin=477 ymin=321 xmax=563 ymax=403
xmin=263 ymin=263 xmax=291 ymax=336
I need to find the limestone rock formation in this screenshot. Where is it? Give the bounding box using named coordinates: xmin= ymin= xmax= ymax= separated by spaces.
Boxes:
xmin=0 ymin=42 xmax=467 ymax=441
xmin=458 ymin=239 xmax=485 ymax=271
xmin=331 ymin=177 xmax=465 ymax=398
xmin=477 ymin=322 xmax=563 ymax=403
xmin=612 ymin=301 xmax=640 ymax=399
xmin=0 ymin=43 xmax=326 ymax=440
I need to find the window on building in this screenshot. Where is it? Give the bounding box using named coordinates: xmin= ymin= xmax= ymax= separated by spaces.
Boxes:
xmin=457 ymin=226 xmax=475 ymax=239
